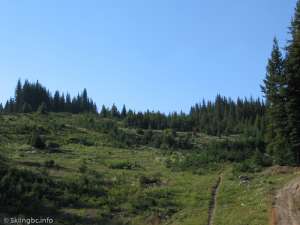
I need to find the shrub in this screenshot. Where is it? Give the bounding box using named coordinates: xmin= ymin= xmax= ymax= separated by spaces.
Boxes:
xmin=151 ymin=133 xmax=162 ymax=148
xmin=0 ymin=153 xmax=7 ymax=170
xmin=37 ymin=102 xmax=48 ymax=114
xmin=68 ymin=137 xmax=94 ymax=146
xmin=30 ymin=132 xmax=46 ymax=149
xmin=78 ymin=162 xmax=88 ymax=173
xmin=109 ymin=161 xmax=140 ymax=170
xmin=67 ymin=172 xmax=107 ymax=198
xmin=233 ymin=160 xmax=262 ymax=174
xmin=44 ymin=160 xmax=55 ymax=168
xmin=0 ymin=166 xmax=62 ymax=214
xmin=46 ymin=141 xmax=60 ymax=150
xmin=15 ymin=123 xmax=36 ymax=134
xmin=137 ymin=128 xmax=144 ymax=135
xmin=132 ymin=189 xmax=178 ymax=218
xmin=139 ymin=174 xmax=161 ymax=187
xmin=161 ymin=129 xmax=176 ymax=149
xmin=143 ymin=129 xmax=153 ymax=143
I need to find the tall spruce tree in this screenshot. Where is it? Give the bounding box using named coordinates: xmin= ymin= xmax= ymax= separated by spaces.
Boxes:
xmin=121 ymin=105 xmax=127 ymax=118
xmin=111 ymin=104 xmax=120 ymax=118
xmin=65 ymin=93 xmax=72 ymax=112
xmin=53 ymin=91 xmax=60 ymax=112
xmin=15 ymin=79 xmax=23 ymax=112
xmin=286 ymin=0 xmax=300 ymax=164
xmin=82 ymin=88 xmax=88 ymax=111
xmin=100 ymin=105 xmax=108 ymax=117
xmin=261 ymin=38 xmax=291 ymax=164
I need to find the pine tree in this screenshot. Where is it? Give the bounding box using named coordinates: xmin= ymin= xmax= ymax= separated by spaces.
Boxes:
xmin=4 ymin=101 xmax=9 ymax=113
xmin=65 ymin=93 xmax=72 ymax=112
xmin=82 ymin=88 xmax=88 ymax=111
xmin=261 ymin=38 xmax=291 ymax=164
xmin=59 ymin=93 xmax=65 ymax=111
xmin=7 ymin=98 xmax=15 ymax=113
xmin=111 ymin=104 xmax=120 ymax=118
xmin=286 ymin=0 xmax=300 ymax=164
xmin=121 ymin=105 xmax=127 ymax=118
xmin=15 ymin=79 xmax=23 ymax=112
xmin=53 ymin=91 xmax=60 ymax=112
xmin=22 ymin=102 xmax=32 ymax=113
xmin=100 ymin=105 xmax=108 ymax=118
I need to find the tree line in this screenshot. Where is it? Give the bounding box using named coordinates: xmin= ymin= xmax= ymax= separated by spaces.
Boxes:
xmin=1 ymin=79 xmax=97 ymax=114
xmin=123 ymin=95 xmax=265 ymax=137
xmin=0 ymin=79 xmax=265 ymax=138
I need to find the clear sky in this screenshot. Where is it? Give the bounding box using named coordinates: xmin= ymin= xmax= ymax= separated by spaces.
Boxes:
xmin=0 ymin=0 xmax=297 ymax=113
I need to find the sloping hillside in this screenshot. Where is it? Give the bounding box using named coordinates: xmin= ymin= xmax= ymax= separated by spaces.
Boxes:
xmin=0 ymin=113 xmax=298 ymax=225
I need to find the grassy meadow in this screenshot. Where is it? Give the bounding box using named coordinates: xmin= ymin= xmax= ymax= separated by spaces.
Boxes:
xmin=0 ymin=113 xmax=298 ymax=225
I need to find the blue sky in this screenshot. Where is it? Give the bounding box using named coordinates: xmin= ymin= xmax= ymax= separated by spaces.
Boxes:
xmin=0 ymin=0 xmax=297 ymax=112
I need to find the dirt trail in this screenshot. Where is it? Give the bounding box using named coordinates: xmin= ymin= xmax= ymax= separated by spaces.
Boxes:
xmin=271 ymin=176 xmax=300 ymax=225
xmin=207 ymin=175 xmax=222 ymax=225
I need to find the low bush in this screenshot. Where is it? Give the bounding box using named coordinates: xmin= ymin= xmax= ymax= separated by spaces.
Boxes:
xmin=68 ymin=137 xmax=94 ymax=146
xmin=109 ymin=161 xmax=140 ymax=170
xmin=78 ymin=162 xmax=88 ymax=173
xmin=0 ymin=165 xmax=62 ymax=214
xmin=46 ymin=141 xmax=60 ymax=149
xmin=137 ymin=128 xmax=144 ymax=135
xmin=139 ymin=174 xmax=161 ymax=187
xmin=132 ymin=189 xmax=178 ymax=219
xmin=29 ymin=132 xmax=46 ymax=149
xmin=37 ymin=102 xmax=48 ymax=114
xmin=44 ymin=160 xmax=55 ymax=168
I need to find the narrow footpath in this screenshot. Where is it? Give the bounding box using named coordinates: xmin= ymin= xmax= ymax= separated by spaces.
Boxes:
xmin=207 ymin=175 xmax=222 ymax=225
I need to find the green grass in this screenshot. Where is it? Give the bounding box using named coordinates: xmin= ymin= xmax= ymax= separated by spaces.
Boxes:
xmin=0 ymin=113 xmax=219 ymax=225
xmin=13 ymin=145 xmax=218 ymax=225
xmin=0 ymin=113 xmax=298 ymax=225
xmin=214 ymin=167 xmax=299 ymax=225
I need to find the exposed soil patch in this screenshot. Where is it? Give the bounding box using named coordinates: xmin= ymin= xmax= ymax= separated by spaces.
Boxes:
xmin=263 ymin=166 xmax=300 ymax=176
xmin=271 ymin=176 xmax=300 ymax=225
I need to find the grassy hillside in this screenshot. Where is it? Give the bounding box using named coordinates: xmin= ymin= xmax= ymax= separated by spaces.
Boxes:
xmin=214 ymin=167 xmax=298 ymax=225
xmin=0 ymin=113 xmax=298 ymax=225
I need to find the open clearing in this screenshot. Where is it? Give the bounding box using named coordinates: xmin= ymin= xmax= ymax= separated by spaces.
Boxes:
xmin=1 ymin=113 xmax=300 ymax=225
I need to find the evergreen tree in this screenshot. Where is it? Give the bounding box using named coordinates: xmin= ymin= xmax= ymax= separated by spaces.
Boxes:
xmin=111 ymin=104 xmax=120 ymax=118
xmin=5 ymin=98 xmax=15 ymax=113
xmin=261 ymin=38 xmax=291 ymax=164
xmin=65 ymin=93 xmax=72 ymax=112
xmin=100 ymin=105 xmax=108 ymax=118
xmin=4 ymin=101 xmax=10 ymax=113
xmin=22 ymin=103 xmax=32 ymax=113
xmin=53 ymin=91 xmax=60 ymax=112
xmin=82 ymin=88 xmax=88 ymax=111
xmin=121 ymin=105 xmax=127 ymax=118
xmin=286 ymin=0 xmax=300 ymax=164
xmin=15 ymin=79 xmax=23 ymax=112
xmin=59 ymin=93 xmax=66 ymax=111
